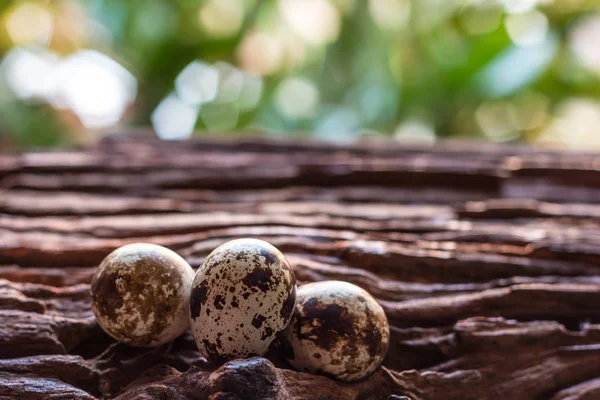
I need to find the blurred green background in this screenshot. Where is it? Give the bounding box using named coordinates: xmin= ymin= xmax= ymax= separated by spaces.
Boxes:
xmin=0 ymin=0 xmax=599 ymax=149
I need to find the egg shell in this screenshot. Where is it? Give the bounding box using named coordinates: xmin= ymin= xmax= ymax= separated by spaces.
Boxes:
xmin=281 ymin=280 xmax=389 ymax=382
xmin=189 ymin=238 xmax=296 ymax=363
xmin=91 ymin=243 xmax=195 ymax=347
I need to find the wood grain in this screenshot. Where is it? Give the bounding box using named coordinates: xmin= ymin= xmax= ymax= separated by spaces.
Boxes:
xmin=1 ymin=137 xmax=600 ymax=399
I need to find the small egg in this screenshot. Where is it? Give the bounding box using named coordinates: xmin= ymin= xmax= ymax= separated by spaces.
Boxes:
xmin=91 ymin=243 xmax=195 ymax=347
xmin=281 ymin=281 xmax=389 ymax=382
xmin=189 ymin=238 xmax=296 ymax=363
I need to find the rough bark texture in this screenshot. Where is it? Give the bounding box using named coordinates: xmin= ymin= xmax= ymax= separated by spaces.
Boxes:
xmin=1 ymin=136 xmax=600 ymax=399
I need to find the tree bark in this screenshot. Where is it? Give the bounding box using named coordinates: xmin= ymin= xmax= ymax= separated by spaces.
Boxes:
xmin=1 ymin=136 xmax=600 ymax=399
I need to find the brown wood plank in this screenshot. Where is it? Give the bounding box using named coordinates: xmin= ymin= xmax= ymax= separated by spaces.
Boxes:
xmin=1 ymin=137 xmax=599 ymax=399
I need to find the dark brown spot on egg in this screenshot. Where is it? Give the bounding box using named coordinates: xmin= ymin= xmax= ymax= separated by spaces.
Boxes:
xmin=190 ymin=282 xmax=209 ymax=319
xmin=231 ymin=296 xmax=239 ymax=308
xmin=202 ymin=339 xmax=224 ymax=364
xmin=261 ymin=327 xmax=273 ymax=341
xmin=260 ymin=248 xmax=280 ymax=265
xmin=252 ymin=314 xmax=267 ymax=329
xmin=214 ymin=294 xmax=225 ymax=310
xmin=363 ymin=317 xmax=383 ymax=358
xmin=280 ymin=285 xmax=296 ymax=320
xmin=91 ymin=271 xmax=123 ymax=321
xmin=242 ymin=267 xmax=273 ymax=293
xmin=297 ymin=297 xmax=357 ymax=351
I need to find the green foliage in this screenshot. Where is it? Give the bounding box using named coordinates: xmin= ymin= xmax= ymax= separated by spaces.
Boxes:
xmin=1 ymin=0 xmax=599 ymax=149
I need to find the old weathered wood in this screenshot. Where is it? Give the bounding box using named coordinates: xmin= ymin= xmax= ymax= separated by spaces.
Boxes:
xmin=1 ymin=136 xmax=600 ymax=399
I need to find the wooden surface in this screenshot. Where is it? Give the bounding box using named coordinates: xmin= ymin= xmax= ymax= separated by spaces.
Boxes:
xmin=1 ymin=137 xmax=600 ymax=399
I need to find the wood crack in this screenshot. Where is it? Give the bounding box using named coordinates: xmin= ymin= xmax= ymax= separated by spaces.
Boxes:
xmin=1 ymin=137 xmax=599 ymax=399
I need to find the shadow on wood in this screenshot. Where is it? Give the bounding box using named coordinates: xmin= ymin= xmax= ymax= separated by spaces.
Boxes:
xmin=1 ymin=137 xmax=600 ymax=399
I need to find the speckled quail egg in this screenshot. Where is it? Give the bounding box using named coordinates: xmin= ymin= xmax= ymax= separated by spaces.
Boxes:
xmin=189 ymin=238 xmax=297 ymax=363
xmin=91 ymin=243 xmax=195 ymax=347
xmin=281 ymin=280 xmax=389 ymax=382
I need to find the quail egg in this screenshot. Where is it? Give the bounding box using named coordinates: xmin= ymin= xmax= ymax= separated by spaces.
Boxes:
xmin=91 ymin=243 xmax=195 ymax=347
xmin=189 ymin=238 xmax=296 ymax=363
xmin=281 ymin=280 xmax=389 ymax=382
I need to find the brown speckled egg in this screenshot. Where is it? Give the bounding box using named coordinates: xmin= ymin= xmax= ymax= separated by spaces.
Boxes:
xmin=281 ymin=281 xmax=389 ymax=382
xmin=189 ymin=238 xmax=296 ymax=363
xmin=91 ymin=243 xmax=195 ymax=347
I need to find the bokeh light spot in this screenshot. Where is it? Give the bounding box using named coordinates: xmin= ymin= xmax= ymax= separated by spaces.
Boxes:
xmin=460 ymin=3 xmax=503 ymax=35
xmin=238 ymin=74 xmax=263 ymax=111
xmin=51 ymin=50 xmax=137 ymax=129
xmin=200 ymin=102 xmax=240 ymax=131
xmin=570 ymin=14 xmax=600 ymax=75
xmin=199 ymin=0 xmax=245 ymax=39
xmin=369 ymin=0 xmax=410 ymax=31
xmin=175 ymin=61 xmax=220 ymax=106
xmin=275 ymin=77 xmax=320 ymax=120
xmin=537 ymin=98 xmax=600 ymax=150
xmin=476 ymin=34 xmax=558 ymax=98
xmin=475 ymin=101 xmax=519 ymax=142
xmin=279 ymin=0 xmax=341 ymax=44
xmin=316 ymin=106 xmax=361 ymax=141
xmin=50 ymin=0 xmax=88 ymax=53
xmin=214 ymin=62 xmax=244 ymax=103
xmin=6 ymin=2 xmax=54 ymax=46
xmin=2 ymin=48 xmax=136 ymax=130
xmin=1 ymin=48 xmax=59 ymax=102
xmin=509 ymin=91 xmax=549 ymax=130
xmin=237 ymin=31 xmax=284 ymax=75
xmin=395 ymin=119 xmax=436 ymax=145
xmin=152 ymin=93 xmax=198 ymax=140
xmin=505 ymin=10 xmax=549 ymax=47
xmin=502 ymin=0 xmax=538 ymax=14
